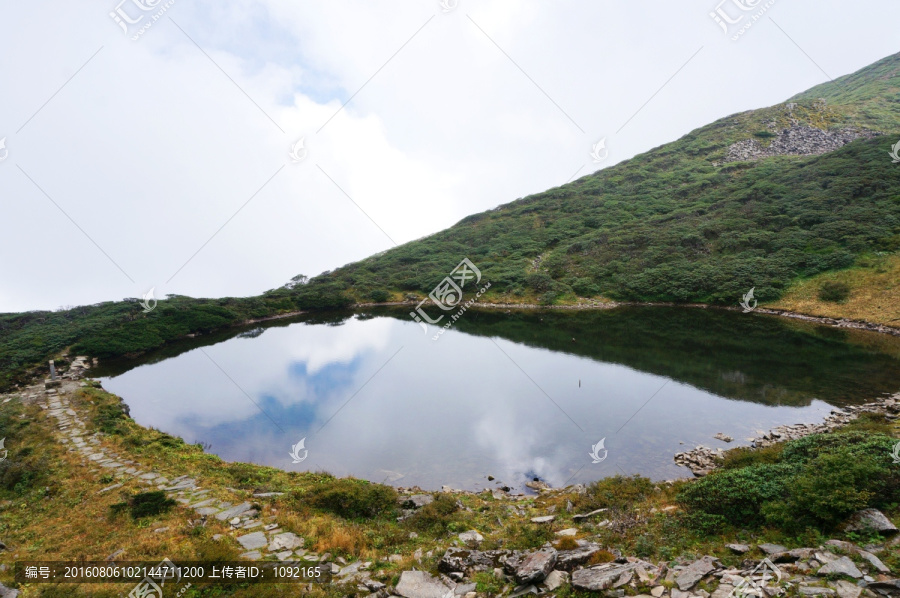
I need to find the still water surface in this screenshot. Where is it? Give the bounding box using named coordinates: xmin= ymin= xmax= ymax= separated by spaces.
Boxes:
xmin=96 ymin=307 xmax=900 ymax=492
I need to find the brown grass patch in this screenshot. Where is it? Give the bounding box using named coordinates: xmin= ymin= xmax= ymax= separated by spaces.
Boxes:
xmin=767 ymin=253 xmax=900 ymax=327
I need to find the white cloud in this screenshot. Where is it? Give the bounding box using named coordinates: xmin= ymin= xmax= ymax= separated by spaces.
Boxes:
xmin=2 ymin=0 xmax=899 ymax=311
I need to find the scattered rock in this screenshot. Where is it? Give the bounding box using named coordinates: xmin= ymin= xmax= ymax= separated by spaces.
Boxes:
xmin=525 ymin=480 xmax=550 ymax=491
xmin=395 ymin=570 xmax=454 ymax=598
xmin=758 ymin=543 xmax=788 ymax=555
xmin=676 ymin=556 xmax=718 ymax=591
xmin=515 ymin=549 xmax=557 ymax=584
xmin=402 ymin=495 xmax=434 ymax=509
xmin=713 ymin=433 xmax=734 ymax=442
xmin=543 ymin=570 xmax=569 ymax=591
xmin=724 ymin=125 xmax=878 ymax=164
xmin=555 ymin=543 xmax=603 ymax=571
xmin=726 ymin=544 xmax=750 ymax=554
xmin=842 ymin=509 xmax=898 ymax=534
xmin=508 ymin=585 xmax=539 ymax=598
xmin=710 ymin=584 xmax=734 ymax=598
xmin=555 ymin=528 xmax=578 ymax=537
xmin=825 ymin=540 xmax=890 ymax=573
xmin=833 ymin=580 xmax=862 ymax=598
xmin=530 ymin=516 xmax=555 ymax=524
xmin=799 ymin=587 xmax=835 ymax=596
xmin=770 ymin=548 xmax=815 ymax=563
xmin=868 ymin=580 xmax=900 ymax=593
xmin=0 ymin=582 xmax=19 ymax=598
xmin=458 ymin=530 xmax=484 ymax=547
xmin=438 ymin=548 xmax=512 ymax=573
xmin=571 ymin=563 xmax=638 ymax=592
xmin=817 ymin=557 xmax=863 ymax=579
xmin=573 ymin=508 xmax=608 ymax=521
xmin=651 ymin=586 xmax=666 ymax=597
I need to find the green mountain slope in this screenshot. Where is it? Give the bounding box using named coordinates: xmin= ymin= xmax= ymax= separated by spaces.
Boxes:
xmin=316 ymin=52 xmax=900 ymax=307
xmin=2 ymin=51 xmax=900 ymax=390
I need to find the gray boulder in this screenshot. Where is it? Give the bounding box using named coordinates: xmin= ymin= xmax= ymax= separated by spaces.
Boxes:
xmin=571 ymin=563 xmax=637 ymax=592
xmin=726 ymin=544 xmax=750 ymax=554
xmin=676 ymin=556 xmax=718 ymax=591
xmin=816 ymin=557 xmax=862 ymax=579
xmin=438 ymin=548 xmax=512 ymax=573
xmin=555 ymin=543 xmax=603 ymax=571
xmin=758 ymin=543 xmax=787 ymax=555
xmin=395 ymin=570 xmax=454 ymax=598
xmin=515 ymin=549 xmax=557 ymax=584
xmin=833 ymin=580 xmax=862 ymax=598
xmin=842 ymin=509 xmax=898 ymax=534
xmin=771 ymin=548 xmax=815 ymax=563
xmin=868 ymin=580 xmax=900 ymax=594
xmin=458 ymin=530 xmax=484 ymax=547
xmin=543 ymin=570 xmax=569 ymax=591
xmin=402 ymin=495 xmax=434 ymax=509
xmin=799 ymin=588 xmax=835 ymax=596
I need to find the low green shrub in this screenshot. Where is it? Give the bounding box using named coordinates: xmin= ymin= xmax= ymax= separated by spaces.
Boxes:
xmin=719 ymin=444 xmax=784 ymax=470
xmin=404 ymin=494 xmax=460 ymax=534
xmin=298 ymin=477 xmax=398 ymax=520
xmin=677 ymin=463 xmax=796 ymax=526
xmin=574 ymin=475 xmax=655 ymax=512
xmin=679 ymin=431 xmax=900 ymax=532
xmin=111 ymin=491 xmax=177 ymax=519
xmin=818 ymin=281 xmax=851 ymax=302
xmin=763 ymin=451 xmax=885 ymax=529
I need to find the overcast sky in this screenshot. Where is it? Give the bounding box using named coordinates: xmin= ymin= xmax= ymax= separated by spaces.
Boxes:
xmin=1 ymin=1 xmax=898 ymax=313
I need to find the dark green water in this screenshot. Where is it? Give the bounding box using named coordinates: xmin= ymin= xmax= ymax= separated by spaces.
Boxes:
xmin=95 ymin=307 xmax=900 ymax=491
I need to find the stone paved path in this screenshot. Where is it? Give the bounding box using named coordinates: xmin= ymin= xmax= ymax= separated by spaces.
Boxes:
xmin=10 ymin=369 xmax=325 ymax=565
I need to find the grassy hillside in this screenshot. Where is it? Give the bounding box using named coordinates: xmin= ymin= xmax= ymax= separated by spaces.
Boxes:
xmin=2 ymin=52 xmax=899 ymax=390
xmin=321 ymin=52 xmax=900 ymax=308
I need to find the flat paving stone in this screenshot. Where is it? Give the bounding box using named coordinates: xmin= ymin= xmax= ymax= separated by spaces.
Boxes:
xmin=215 ymin=503 xmax=253 ymax=521
xmin=237 ymin=532 xmax=268 ymax=551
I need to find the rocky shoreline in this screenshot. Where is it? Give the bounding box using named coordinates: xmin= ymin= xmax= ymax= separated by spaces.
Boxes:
xmin=674 ymin=393 xmax=900 ymax=476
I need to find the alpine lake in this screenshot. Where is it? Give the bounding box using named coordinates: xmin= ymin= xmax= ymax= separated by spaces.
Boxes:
xmin=93 ymin=306 xmax=900 ymax=493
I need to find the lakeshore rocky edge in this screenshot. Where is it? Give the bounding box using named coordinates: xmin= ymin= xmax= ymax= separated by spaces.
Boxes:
xmin=2 ymin=355 xmax=899 ymax=597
